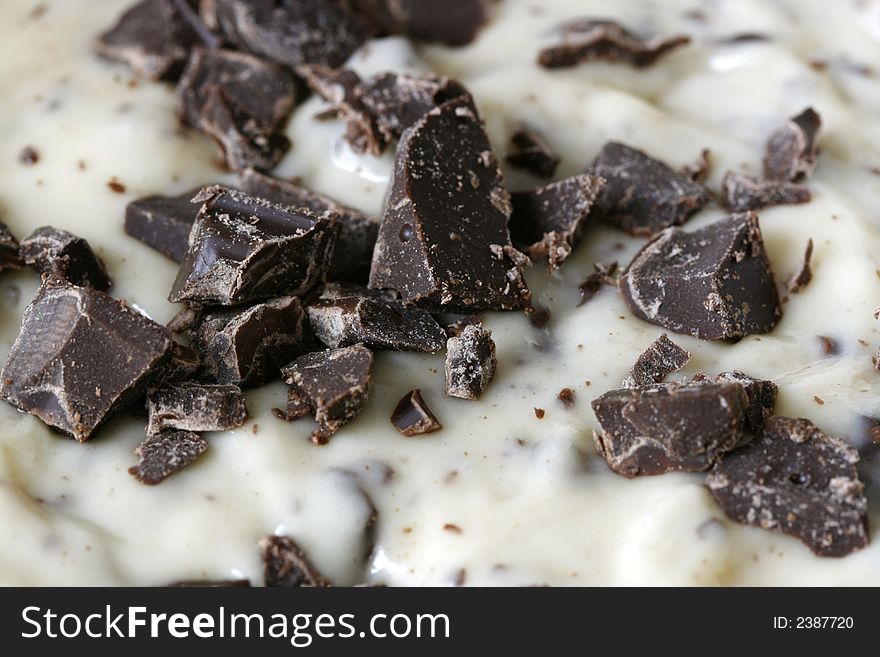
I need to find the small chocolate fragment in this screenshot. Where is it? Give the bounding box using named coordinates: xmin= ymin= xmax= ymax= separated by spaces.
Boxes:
xmin=681 ymin=148 xmax=711 ymax=183
xmin=591 ymin=381 xmax=749 ymax=477
xmin=191 ymin=296 xmax=312 ymax=388
xmin=622 ymin=334 xmax=691 ymax=388
xmin=169 ymin=579 xmax=250 ymax=587
xmin=19 ymin=146 xmax=39 ymax=166
xmin=787 ymin=238 xmax=814 ymax=293
xmin=763 ymin=107 xmax=821 ymax=182
xmin=590 ymin=142 xmax=709 ymax=236
xmin=0 ymin=278 xmax=172 ymax=441
xmin=260 ymin=535 xmax=330 ymax=587
xmin=158 ymin=342 xmax=202 ymax=383
xmin=169 ymin=186 xmax=337 ymax=306
xmin=147 ymin=382 xmax=248 ymax=435
xmin=129 ymin=429 xmax=208 ymax=484
xmin=0 ymin=221 xmax=23 ymax=272
xmin=506 ymin=124 xmax=560 ymax=178
xmin=534 ymin=407 xmax=545 ymax=419
xmin=391 ymin=389 xmax=443 ymax=436
xmin=347 ymin=0 xmax=488 ymax=46
xmin=281 ymin=345 xmax=374 ymax=444
xmin=307 ymin=283 xmax=445 ymax=352
xmin=167 ymin=304 xmax=203 ymax=333
xmin=369 ymin=96 xmax=530 ymax=312
xmin=538 ymin=19 xmax=690 ymax=69
xmin=273 ymin=386 xmax=313 ymax=422
xmin=433 ymin=313 xmax=481 ymax=338
xmin=557 ymin=387 xmax=575 ymax=408
xmin=578 ymin=261 xmax=618 ymax=306
xmin=19 ymin=226 xmax=112 ymax=291
xmin=707 ymin=416 xmax=868 ymax=557
xmin=721 ymin=171 xmax=811 ymax=212
xmin=711 ymin=371 xmax=777 ymax=433
xmin=445 ymin=324 xmax=496 ymax=400
xmin=619 ymin=212 xmax=782 ymax=340
xmin=125 ymin=187 xmax=205 ymax=262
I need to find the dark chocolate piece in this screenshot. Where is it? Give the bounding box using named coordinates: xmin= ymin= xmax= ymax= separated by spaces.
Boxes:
xmin=591 ymin=381 xmax=748 ymax=477
xmin=169 ymin=186 xmax=337 ymax=306
xmin=509 ymin=173 xmax=604 ymax=271
xmin=125 ymin=188 xmax=204 ymax=262
xmin=619 ymin=212 xmax=782 ymax=340
xmin=721 ymin=171 xmax=811 ymax=212
xmin=0 ymin=278 xmax=172 ymax=441
xmin=681 ymin=148 xmax=711 ymax=183
xmin=621 ymin=334 xmax=691 ymax=388
xmin=191 ymin=296 xmax=312 ymax=388
xmin=711 ymin=371 xmax=777 ymax=433
xmin=19 ymin=226 xmax=112 ymax=291
xmin=169 ymin=579 xmax=250 ymax=587
xmin=505 ymin=124 xmax=560 ymax=178
xmin=260 ymin=535 xmax=330 ymax=587
xmin=763 ymin=107 xmax=821 ymax=182
xmin=147 ymin=382 xmax=247 ymax=435
xmin=347 ymin=0 xmax=488 ymax=46
xmin=368 ymin=96 xmax=531 ymax=312
xmin=128 ymin=429 xmax=208 ymax=484
xmin=707 ymin=416 xmax=868 ymax=558
xmin=434 ymin=313 xmax=481 ymax=338
xmin=787 ymin=238 xmax=814 ymax=293
xmin=557 ymin=387 xmax=575 ymax=408
xmin=158 ymin=342 xmax=202 ymax=383
xmin=590 ymin=142 xmax=710 ymax=236
xmin=0 ymin=221 xmax=23 ymax=272
xmin=445 ymin=323 xmax=496 ymax=400
xmin=167 ymin=304 xmax=203 ymax=333
xmin=281 ymin=345 xmax=374 ymax=444
xmin=273 ymin=386 xmax=313 ymax=422
xmin=578 ymin=261 xmax=618 ymax=306
xmin=19 ymin=146 xmax=39 ymax=166
xmin=391 ymin=389 xmax=443 ymax=436
xmin=538 ymin=19 xmax=690 ymax=69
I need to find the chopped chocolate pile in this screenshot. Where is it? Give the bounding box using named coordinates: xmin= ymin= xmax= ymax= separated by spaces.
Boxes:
xmin=592 ymin=381 xmax=748 ymax=477
xmin=707 ymin=416 xmax=868 ymax=557
xmin=307 ymin=283 xmax=446 ymax=352
xmin=445 ymin=324 xmax=496 ymax=400
xmin=129 ymin=429 xmax=208 ymax=485
xmin=0 ymin=278 xmax=172 ymax=442
xmin=368 ymin=96 xmax=531 ymax=312
xmin=590 ymin=142 xmax=710 ymax=236
xmin=0 ymin=221 xmax=23 ymax=272
xmin=125 ymin=187 xmax=204 ymax=262
xmin=191 ymin=296 xmax=312 ymax=388
xmin=709 ymin=371 xmax=777 ymax=433
xmin=509 ymin=173 xmax=605 ymax=271
xmin=19 ymin=226 xmax=112 ymax=291
xmin=763 ymin=107 xmax=821 ymax=182
xmin=506 ymin=124 xmax=560 ymax=178
xmin=391 ymin=389 xmax=443 ymax=436
xmin=281 ymin=345 xmax=374 ymax=445
xmin=578 ymin=261 xmax=618 ymax=306
xmin=619 ymin=212 xmax=782 ymax=340
xmin=349 ymin=0 xmax=488 ymax=46
xmin=169 ymin=186 xmax=337 ymax=306
xmin=538 ymin=19 xmax=691 ymax=69
xmin=787 ymin=238 xmax=814 ymax=293
xmin=721 ymin=171 xmax=811 ymax=212
xmin=621 ymin=334 xmax=691 ymax=388
xmin=260 ymin=534 xmax=330 ymax=587
xmin=147 ymin=382 xmax=248 ymax=435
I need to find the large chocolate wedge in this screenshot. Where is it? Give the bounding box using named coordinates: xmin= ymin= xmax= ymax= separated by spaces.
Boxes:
xmin=125 ymin=187 xmax=205 ymax=262
xmin=20 ymin=226 xmax=112 ymax=291
xmin=619 ymin=212 xmax=782 ymax=340
xmin=369 ymin=96 xmax=530 ymax=312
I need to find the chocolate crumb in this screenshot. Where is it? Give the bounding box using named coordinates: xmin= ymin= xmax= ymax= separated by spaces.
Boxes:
xmin=128 ymin=429 xmax=207 ymax=484
xmin=814 ymin=395 xmax=825 ymax=405
xmin=391 ymin=389 xmax=443 ymax=437
xmin=622 ymin=334 xmax=691 ymax=388
xmin=534 ymin=407 xmax=545 ymax=419
xmin=260 ymin=535 xmax=330 ymax=587
xmin=557 ymin=387 xmax=575 ymax=408
xmin=107 ymin=178 xmax=127 ymax=194
xmin=443 ymin=523 xmax=463 ymax=534
xmin=19 ymin=146 xmax=39 ymax=165
xmin=787 ymin=238 xmax=814 ymax=293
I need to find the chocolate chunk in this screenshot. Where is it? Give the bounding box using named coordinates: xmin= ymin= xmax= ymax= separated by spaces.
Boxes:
xmin=787 ymin=238 xmax=814 ymax=293
xmin=128 ymin=429 xmax=208 ymax=484
xmin=619 ymin=212 xmax=782 ymax=340
xmin=711 ymin=371 xmax=777 ymax=433
xmin=681 ymin=148 xmax=711 ymax=183
xmin=763 ymin=107 xmax=821 ymax=182
xmin=281 ymin=345 xmax=374 ymax=444
xmin=158 ymin=342 xmax=202 ymax=383
xmin=622 ymin=334 xmax=690 ymax=388
xmin=391 ymin=389 xmax=443 ymax=436
xmin=169 ymin=579 xmax=250 ymax=587
xmin=505 ymin=124 xmax=560 ymax=178
xmin=534 ymin=407 xmax=545 ymax=419
xmin=19 ymin=226 xmax=112 ymax=291
xmin=707 ymin=416 xmax=868 ymax=557
xmin=94 ymin=0 xmax=198 ymax=80
xmin=125 ymin=188 xmax=205 ymax=262
xmin=260 ymin=535 xmax=330 ymax=587
xmin=0 ymin=278 xmax=173 ymax=441
xmin=307 ymin=283 xmax=445 ymax=352
xmin=578 ymin=261 xmax=618 ymax=306
xmin=368 ymin=96 xmax=531 ymax=312
xmin=348 ymin=0 xmax=488 ymax=46
xmin=538 ymin=19 xmax=690 ymax=69
xmin=147 ymin=382 xmax=247 ymax=435
xmin=239 ymin=169 xmax=378 ymax=282
xmin=167 ymin=304 xmax=203 ymax=334
xmin=0 ymin=221 xmax=23 ymax=272
xmin=557 ymin=387 xmax=576 ymax=408
xmin=273 ymin=386 xmax=313 ymax=422
xmin=591 ymin=381 xmax=749 ymax=477
xmin=169 ymin=186 xmax=337 ymax=306
xmin=509 ymin=173 xmax=604 ymax=271
xmin=590 ymin=142 xmax=710 ymax=236
xmin=191 ymin=296 xmax=312 ymax=388
xmin=445 ymin=323 xmax=496 ymax=400
xmin=721 ymin=171 xmax=811 ymax=212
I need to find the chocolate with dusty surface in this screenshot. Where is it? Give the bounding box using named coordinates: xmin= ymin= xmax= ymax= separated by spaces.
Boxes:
xmin=348 ymin=0 xmax=488 ymax=46
xmin=707 ymin=416 xmax=868 ymax=557
xmin=391 ymin=389 xmax=443 ymax=437
xmin=721 ymin=171 xmax=811 ymax=212
xmin=0 ymin=221 xmax=23 ymax=272
xmin=506 ymin=124 xmax=560 ymax=178
xmin=147 ymin=382 xmax=248 ymax=435
xmin=125 ymin=187 xmax=205 ymax=262
xmin=445 ymin=323 xmax=496 ymax=400
xmin=763 ymin=107 xmax=821 ymax=182
xmin=787 ymin=239 xmax=814 ymax=293
xmin=129 ymin=429 xmax=208 ymax=485
xmin=710 ymin=371 xmax=777 ymax=433
xmin=622 ymin=334 xmax=691 ymax=388
xmin=260 ymin=534 xmax=330 ymax=587
xmin=619 ymin=212 xmax=782 ymax=340
xmin=20 ymin=226 xmax=112 ymax=291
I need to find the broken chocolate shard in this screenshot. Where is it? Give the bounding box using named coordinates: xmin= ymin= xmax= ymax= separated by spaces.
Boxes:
xmin=125 ymin=187 xmax=205 ymax=263
xmin=307 ymin=283 xmax=445 ymax=352
xmin=0 ymin=221 xmax=23 ymax=272
xmin=681 ymin=148 xmax=712 ymax=183
xmin=129 ymin=429 xmax=208 ymax=484
xmin=169 ymin=186 xmax=337 ymax=306
xmin=510 ymin=173 xmax=604 ymax=271
xmin=391 ymin=389 xmax=443 ymax=436
xmin=622 ymin=334 xmax=691 ymax=388
xmin=538 ymin=19 xmax=691 ymax=69
xmin=506 ymin=124 xmax=560 ymax=178
xmin=158 ymin=342 xmax=202 ymax=384
xmin=578 ymin=261 xmax=618 ymax=306
xmin=434 ymin=313 xmax=481 ymax=338
xmin=19 ymin=226 xmax=112 ymax=291
xmin=445 ymin=323 xmax=496 ymax=400
xmin=260 ymin=534 xmax=330 ymax=587
xmin=787 ymin=238 xmax=814 ymax=293
xmin=707 ymin=416 xmax=868 ymax=558
xmin=147 ymin=382 xmax=247 ymax=435
xmin=368 ymin=96 xmax=531 ymax=312
xmin=721 ymin=171 xmax=811 ymax=212
xmin=191 ymin=296 xmax=312 ymax=388
xmin=273 ymin=386 xmax=313 ymax=422
xmin=763 ymin=107 xmax=821 ymax=182
xmin=710 ymin=371 xmax=777 ymax=433
xmin=590 ymin=142 xmax=710 ymax=236
xmin=348 ymin=0 xmax=488 ymax=46
xmin=282 ymin=345 xmax=374 ymax=445
xmin=591 ymin=381 xmax=749 ymax=477
xmin=619 ymin=212 xmax=782 ymax=340
xmin=167 ymin=304 xmax=203 ymax=334
xmin=0 ymin=278 xmax=173 ymax=441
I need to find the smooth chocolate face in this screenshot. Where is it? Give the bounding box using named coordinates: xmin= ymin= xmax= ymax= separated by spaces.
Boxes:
xmin=125 ymin=187 xmax=206 ymax=263
xmin=391 ymin=389 xmax=443 ymax=437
